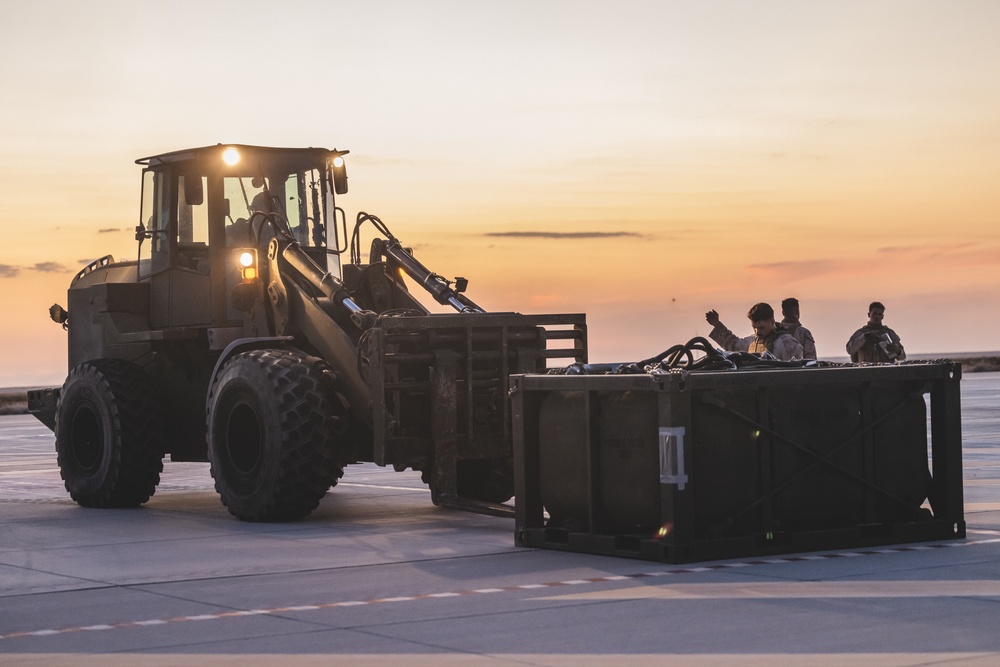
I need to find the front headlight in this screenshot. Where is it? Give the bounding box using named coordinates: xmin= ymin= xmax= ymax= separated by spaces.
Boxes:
xmin=238 ymin=249 xmax=258 ymax=282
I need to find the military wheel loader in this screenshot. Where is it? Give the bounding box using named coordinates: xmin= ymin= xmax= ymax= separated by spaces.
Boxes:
xmin=28 ymin=144 xmax=587 ymax=521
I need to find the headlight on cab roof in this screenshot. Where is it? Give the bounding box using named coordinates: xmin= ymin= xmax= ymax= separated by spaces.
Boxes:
xmin=222 ymin=146 xmax=240 ymax=166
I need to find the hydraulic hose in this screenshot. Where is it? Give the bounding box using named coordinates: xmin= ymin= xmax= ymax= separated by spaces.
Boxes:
xmin=552 ymin=337 xmax=810 ymax=375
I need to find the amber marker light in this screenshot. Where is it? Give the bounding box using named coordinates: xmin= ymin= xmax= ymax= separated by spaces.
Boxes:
xmin=222 ymin=146 xmax=241 ymax=166
xmin=653 ymin=521 xmax=674 ymax=540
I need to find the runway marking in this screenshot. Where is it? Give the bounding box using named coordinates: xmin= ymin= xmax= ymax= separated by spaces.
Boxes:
xmin=3 ymin=537 xmax=999 ymax=642
xmin=338 ymin=482 xmax=428 ymax=492
xmin=0 ymin=469 xmax=61 ymax=477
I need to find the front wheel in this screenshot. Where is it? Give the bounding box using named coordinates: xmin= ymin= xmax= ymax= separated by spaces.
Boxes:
xmin=207 ymin=348 xmax=351 ymax=521
xmin=54 ymin=359 xmax=165 ymax=507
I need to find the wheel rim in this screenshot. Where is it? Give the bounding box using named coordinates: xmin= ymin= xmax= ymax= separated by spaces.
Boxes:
xmin=69 ymin=401 xmax=103 ymax=473
xmin=226 ymin=401 xmax=264 ymax=476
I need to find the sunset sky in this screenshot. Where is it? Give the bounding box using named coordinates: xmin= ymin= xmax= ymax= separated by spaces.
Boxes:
xmin=2 ymin=1 xmax=999 ymax=387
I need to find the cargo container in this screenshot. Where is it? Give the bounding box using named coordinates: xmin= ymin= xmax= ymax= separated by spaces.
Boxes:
xmin=512 ymin=362 xmax=964 ymax=563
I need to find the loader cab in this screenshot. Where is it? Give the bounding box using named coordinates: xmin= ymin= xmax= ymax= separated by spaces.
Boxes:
xmin=135 ymin=145 xmax=347 ymax=331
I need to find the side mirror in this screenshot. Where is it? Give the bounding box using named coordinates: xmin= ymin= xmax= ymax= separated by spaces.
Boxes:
xmin=49 ymin=303 xmax=68 ymax=325
xmin=184 ymin=174 xmax=204 ymax=206
xmin=332 ymin=157 xmax=348 ymax=195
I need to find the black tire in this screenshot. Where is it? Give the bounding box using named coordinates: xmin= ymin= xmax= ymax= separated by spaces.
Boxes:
xmin=207 ymin=348 xmax=351 ymax=521
xmin=55 ymin=359 xmax=165 ymax=508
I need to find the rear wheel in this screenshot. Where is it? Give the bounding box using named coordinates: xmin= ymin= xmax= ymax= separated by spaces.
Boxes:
xmin=55 ymin=359 xmax=165 ymax=507
xmin=207 ymin=348 xmax=351 ymax=521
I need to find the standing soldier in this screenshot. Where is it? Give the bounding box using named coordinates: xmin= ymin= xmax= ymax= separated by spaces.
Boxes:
xmin=846 ymin=301 xmax=906 ymax=363
xmin=705 ymin=302 xmax=804 ymax=361
xmin=780 ymin=297 xmax=817 ymax=360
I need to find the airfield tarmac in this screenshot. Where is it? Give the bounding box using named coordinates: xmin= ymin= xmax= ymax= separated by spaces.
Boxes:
xmin=1 ymin=374 xmax=999 ymax=665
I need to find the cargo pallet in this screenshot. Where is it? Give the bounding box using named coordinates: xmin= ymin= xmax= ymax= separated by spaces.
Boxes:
xmin=511 ymin=362 xmax=965 ymax=563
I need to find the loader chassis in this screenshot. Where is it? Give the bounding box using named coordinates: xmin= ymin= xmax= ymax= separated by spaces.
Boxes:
xmin=29 ymin=144 xmax=587 ymax=521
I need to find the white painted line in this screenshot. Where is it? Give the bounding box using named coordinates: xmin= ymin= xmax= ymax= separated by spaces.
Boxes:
xmin=337 ymin=482 xmax=426 ymax=491
xmin=2 ymin=537 xmax=995 ymax=643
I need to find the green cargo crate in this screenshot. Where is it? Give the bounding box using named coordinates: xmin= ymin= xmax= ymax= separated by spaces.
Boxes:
xmin=511 ymin=362 xmax=965 ymax=563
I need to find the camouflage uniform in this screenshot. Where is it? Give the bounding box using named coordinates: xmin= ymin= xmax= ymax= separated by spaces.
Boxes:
xmin=781 ymin=319 xmax=817 ymax=360
xmin=846 ymin=324 xmax=906 ymax=363
xmin=709 ymin=323 xmax=804 ymax=361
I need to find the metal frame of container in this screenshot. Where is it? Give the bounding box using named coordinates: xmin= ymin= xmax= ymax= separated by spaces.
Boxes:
xmin=511 ymin=362 xmax=965 ymax=563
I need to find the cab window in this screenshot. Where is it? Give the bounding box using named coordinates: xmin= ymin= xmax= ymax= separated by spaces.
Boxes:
xmin=138 ymin=169 xmax=170 ymax=276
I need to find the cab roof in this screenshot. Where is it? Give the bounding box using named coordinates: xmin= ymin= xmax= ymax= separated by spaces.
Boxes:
xmin=135 ymin=144 xmax=348 ymax=167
